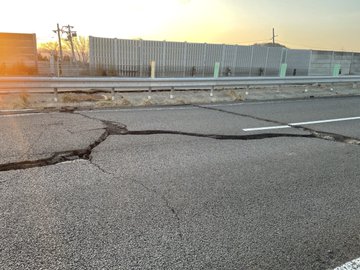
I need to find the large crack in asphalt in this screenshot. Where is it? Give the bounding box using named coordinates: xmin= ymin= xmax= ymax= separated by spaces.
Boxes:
xmin=0 ymin=130 xmax=108 ymax=172
xmin=1 ymin=108 xmax=359 ymax=173
xmin=195 ymin=105 xmax=360 ymax=146
xmin=1 ymin=108 xmax=358 ymax=257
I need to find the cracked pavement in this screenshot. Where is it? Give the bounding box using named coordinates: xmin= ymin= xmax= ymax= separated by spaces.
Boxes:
xmin=1 ymin=97 xmax=360 ymax=269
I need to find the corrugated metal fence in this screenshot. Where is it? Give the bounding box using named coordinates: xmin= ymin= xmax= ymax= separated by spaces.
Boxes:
xmin=89 ymin=36 xmax=360 ymax=78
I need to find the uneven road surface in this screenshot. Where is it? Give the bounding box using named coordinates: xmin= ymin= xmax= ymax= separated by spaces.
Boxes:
xmin=1 ymin=97 xmax=360 ymax=270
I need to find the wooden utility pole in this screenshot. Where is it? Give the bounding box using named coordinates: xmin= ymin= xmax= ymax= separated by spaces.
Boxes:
xmin=53 ymin=23 xmax=63 ymax=76
xmin=64 ymin=25 xmax=76 ymax=63
xmin=272 ymin=28 xmax=275 ymax=45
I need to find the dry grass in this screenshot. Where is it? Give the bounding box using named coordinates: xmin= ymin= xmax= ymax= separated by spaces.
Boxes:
xmin=19 ymin=92 xmax=30 ymax=107
xmin=118 ymin=98 xmax=131 ymax=106
xmin=141 ymin=99 xmax=153 ymax=106
xmin=97 ymin=97 xmax=132 ymax=107
xmin=226 ymin=89 xmax=243 ymax=101
xmin=175 ymin=98 xmax=187 ymax=104
xmin=62 ymin=93 xmax=105 ymax=103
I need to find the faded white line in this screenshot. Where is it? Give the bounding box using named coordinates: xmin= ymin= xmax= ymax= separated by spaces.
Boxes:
xmin=203 ymin=99 xmax=310 ymax=107
xmin=0 ymin=109 xmax=36 ymax=112
xmin=0 ymin=113 xmax=46 ymax=118
xmin=333 ymin=257 xmax=360 ymax=270
xmin=243 ymin=116 xmax=360 ymax=132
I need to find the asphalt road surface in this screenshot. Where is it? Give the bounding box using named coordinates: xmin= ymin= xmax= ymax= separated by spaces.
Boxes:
xmin=1 ymin=97 xmax=360 ymax=269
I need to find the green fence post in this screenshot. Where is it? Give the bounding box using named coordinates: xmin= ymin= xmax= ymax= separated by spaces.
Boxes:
xmin=279 ymin=63 xmax=287 ymax=78
xmin=214 ymin=62 xmax=220 ymax=78
xmin=332 ymin=64 xmax=341 ymax=77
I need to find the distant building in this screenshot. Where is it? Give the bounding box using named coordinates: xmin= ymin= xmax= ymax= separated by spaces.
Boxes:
xmin=0 ymin=32 xmax=38 ymax=75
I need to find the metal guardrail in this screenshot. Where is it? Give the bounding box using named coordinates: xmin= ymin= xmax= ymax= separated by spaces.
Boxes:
xmin=0 ymin=76 xmax=359 ymax=101
xmin=1 ymin=75 xmax=360 ymax=88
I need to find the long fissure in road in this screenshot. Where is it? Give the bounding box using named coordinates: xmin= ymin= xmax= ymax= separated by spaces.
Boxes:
xmin=0 ymin=109 xmax=359 ymax=172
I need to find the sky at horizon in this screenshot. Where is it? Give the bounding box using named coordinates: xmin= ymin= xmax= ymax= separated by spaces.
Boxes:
xmin=1 ymin=0 xmax=360 ymax=52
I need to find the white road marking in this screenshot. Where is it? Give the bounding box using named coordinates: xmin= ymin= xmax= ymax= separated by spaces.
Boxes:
xmin=243 ymin=125 xmax=290 ymax=131
xmin=243 ymin=116 xmax=360 ymax=132
xmin=0 ymin=113 xmax=46 ymax=118
xmin=333 ymin=257 xmax=360 ymax=270
xmin=0 ymin=109 xmax=35 ymax=112
xmin=290 ymin=116 xmax=360 ymax=126
xmin=203 ymin=99 xmax=315 ymax=107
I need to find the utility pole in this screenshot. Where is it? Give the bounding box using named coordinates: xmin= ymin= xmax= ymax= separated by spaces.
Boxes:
xmin=63 ymin=25 xmax=77 ymax=63
xmin=272 ymin=28 xmax=276 ymax=45
xmin=53 ymin=23 xmax=63 ymax=76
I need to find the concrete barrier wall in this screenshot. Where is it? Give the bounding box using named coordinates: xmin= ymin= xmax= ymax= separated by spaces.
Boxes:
xmin=89 ymin=36 xmax=360 ymax=77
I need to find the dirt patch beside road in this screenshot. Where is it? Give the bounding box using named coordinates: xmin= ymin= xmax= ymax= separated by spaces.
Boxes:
xmin=0 ymin=83 xmax=359 ymax=110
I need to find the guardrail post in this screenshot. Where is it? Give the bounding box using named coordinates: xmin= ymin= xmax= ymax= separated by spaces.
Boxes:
xmin=353 ymin=83 xmax=357 ymax=89
xmin=277 ymin=85 xmax=281 ymax=92
xmin=111 ymin=88 xmax=115 ymax=100
xmin=170 ymin=87 xmax=175 ymax=99
xmin=210 ymin=86 xmax=214 ymax=97
xmin=148 ymin=87 xmax=152 ymax=99
xmin=54 ymin=88 xmax=58 ymax=102
xmin=245 ymin=85 xmax=249 ymax=95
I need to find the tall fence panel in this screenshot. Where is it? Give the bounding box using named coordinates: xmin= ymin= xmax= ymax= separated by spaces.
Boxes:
xmin=164 ymin=41 xmax=185 ymax=77
xmin=264 ymin=47 xmax=283 ymax=76
xmin=286 ymin=49 xmax=311 ymax=76
xmin=309 ymin=51 xmax=334 ymax=76
xmin=222 ymin=45 xmax=237 ymax=77
xmin=234 ymin=46 xmax=253 ymax=76
xmin=333 ymin=52 xmax=353 ymax=75
xmin=204 ymin=44 xmax=222 ymax=76
xmin=89 ymin=36 xmax=360 ymax=78
xmin=350 ymin=53 xmax=360 ymax=75
xmin=250 ymin=46 xmax=268 ymax=76
xmin=185 ymin=42 xmax=205 ymax=77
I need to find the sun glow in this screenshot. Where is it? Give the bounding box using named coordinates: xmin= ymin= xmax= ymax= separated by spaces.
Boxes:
xmin=1 ymin=0 xmax=360 ymax=51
